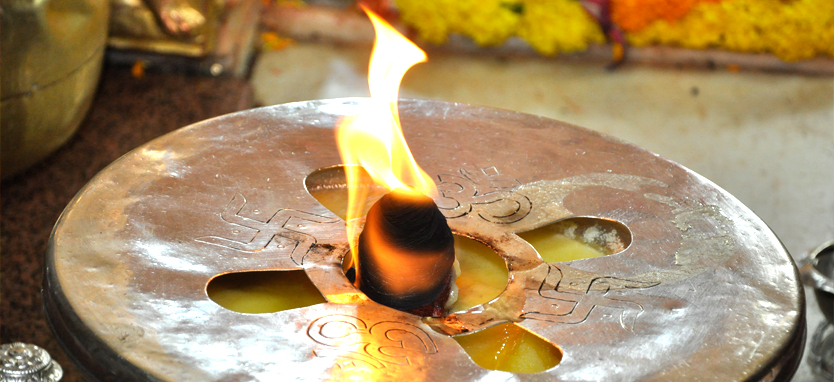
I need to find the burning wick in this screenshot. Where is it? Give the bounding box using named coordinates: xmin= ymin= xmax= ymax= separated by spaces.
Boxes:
xmin=356 ymin=188 xmax=457 ymax=316
xmin=336 ymin=6 xmax=457 ymax=317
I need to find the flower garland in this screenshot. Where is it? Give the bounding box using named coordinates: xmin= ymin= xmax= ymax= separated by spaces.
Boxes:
xmin=627 ymin=0 xmax=834 ymax=61
xmin=516 ymin=0 xmax=606 ymax=55
xmin=395 ymin=0 xmax=604 ymax=54
xmin=394 ymin=0 xmax=834 ymax=61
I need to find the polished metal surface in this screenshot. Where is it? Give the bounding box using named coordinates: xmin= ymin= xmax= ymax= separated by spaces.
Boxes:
xmin=0 ymin=343 xmax=63 ymax=382
xmin=45 ymin=99 xmax=805 ymax=381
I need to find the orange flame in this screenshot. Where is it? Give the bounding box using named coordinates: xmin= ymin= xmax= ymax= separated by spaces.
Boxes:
xmin=336 ymin=5 xmax=436 ymax=261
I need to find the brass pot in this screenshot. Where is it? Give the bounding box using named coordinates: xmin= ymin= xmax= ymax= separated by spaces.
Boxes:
xmin=1 ymin=0 xmax=109 ymax=179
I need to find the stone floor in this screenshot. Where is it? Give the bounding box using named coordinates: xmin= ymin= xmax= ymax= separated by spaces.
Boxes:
xmin=251 ymin=42 xmax=834 ymax=381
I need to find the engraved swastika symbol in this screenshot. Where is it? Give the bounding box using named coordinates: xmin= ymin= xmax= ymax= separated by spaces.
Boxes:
xmin=523 ymin=265 xmax=659 ymax=331
xmin=308 ymin=314 xmax=438 ymax=370
xmin=197 ymin=193 xmax=339 ymax=265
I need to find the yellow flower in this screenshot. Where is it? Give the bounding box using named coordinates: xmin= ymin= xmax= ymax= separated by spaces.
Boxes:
xmin=516 ymin=0 xmax=605 ymax=55
xmin=628 ymin=0 xmax=834 ymax=61
xmin=396 ymin=0 xmax=521 ymax=46
xmin=395 ymin=0 xmax=834 ymax=61
xmin=396 ymin=0 xmax=604 ymax=55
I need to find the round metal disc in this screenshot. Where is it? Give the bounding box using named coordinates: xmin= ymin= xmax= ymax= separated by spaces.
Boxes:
xmin=44 ymin=99 xmax=805 ymax=381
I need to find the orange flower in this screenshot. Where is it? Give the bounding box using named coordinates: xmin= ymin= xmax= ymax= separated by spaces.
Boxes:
xmin=611 ymin=0 xmax=722 ymax=32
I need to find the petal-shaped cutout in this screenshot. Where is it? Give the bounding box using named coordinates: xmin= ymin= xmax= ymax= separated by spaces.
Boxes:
xmin=450 ymin=236 xmax=508 ymax=312
xmin=207 ymin=270 xmax=326 ymax=313
xmin=518 ymin=217 xmax=631 ymax=262
xmin=455 ymin=322 xmax=562 ymax=373
xmin=305 ymin=165 xmax=388 ymax=220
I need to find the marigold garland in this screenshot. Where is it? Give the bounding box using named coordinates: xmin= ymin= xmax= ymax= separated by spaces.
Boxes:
xmin=395 ymin=0 xmax=603 ymax=54
xmin=627 ymin=0 xmax=834 ymax=61
xmin=395 ymin=0 xmax=520 ymax=46
xmin=394 ymin=0 xmax=834 ymax=61
xmin=516 ymin=0 xmax=606 ymax=55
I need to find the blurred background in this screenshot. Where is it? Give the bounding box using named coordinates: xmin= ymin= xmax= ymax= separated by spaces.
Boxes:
xmin=2 ymin=0 xmax=832 ymax=380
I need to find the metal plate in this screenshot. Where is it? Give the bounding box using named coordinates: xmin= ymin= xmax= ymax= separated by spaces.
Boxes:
xmin=44 ymin=99 xmax=805 ymax=381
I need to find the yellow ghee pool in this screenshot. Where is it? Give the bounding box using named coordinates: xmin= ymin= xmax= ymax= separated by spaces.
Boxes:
xmin=307 ymin=184 xmax=388 ymax=221
xmin=207 ymin=270 xmax=326 ymax=314
xmin=454 ymin=322 xmax=562 ymax=373
xmin=450 ymin=236 xmax=507 ymax=312
xmin=519 ymin=220 xmax=610 ymax=262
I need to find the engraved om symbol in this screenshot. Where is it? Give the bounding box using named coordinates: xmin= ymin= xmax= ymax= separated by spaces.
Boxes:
xmin=307 ymin=314 xmax=438 ymax=369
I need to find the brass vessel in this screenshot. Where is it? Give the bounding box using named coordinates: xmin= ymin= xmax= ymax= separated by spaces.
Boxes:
xmin=1 ymin=0 xmax=109 ymax=179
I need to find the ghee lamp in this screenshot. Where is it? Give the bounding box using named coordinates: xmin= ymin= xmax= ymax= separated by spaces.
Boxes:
xmin=44 ymin=98 xmax=806 ymax=381
xmin=43 ymin=6 xmax=804 ymax=381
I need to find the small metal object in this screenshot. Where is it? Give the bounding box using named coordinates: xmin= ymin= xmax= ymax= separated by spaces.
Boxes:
xmin=802 ymin=240 xmax=834 ymax=381
xmin=0 ymin=343 xmax=62 ymax=382
xmin=801 ymin=240 xmax=834 ymax=324
xmin=108 ymin=0 xmax=217 ymax=57
xmin=808 ymin=322 xmax=833 ymax=382
xmin=44 ymin=99 xmax=805 ymax=381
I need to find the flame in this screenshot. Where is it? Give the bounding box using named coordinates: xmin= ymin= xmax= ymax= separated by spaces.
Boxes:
xmin=336 ymin=5 xmax=436 ymax=262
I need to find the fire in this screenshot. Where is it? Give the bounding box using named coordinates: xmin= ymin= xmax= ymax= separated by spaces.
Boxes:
xmin=336 ymin=6 xmax=437 ymax=260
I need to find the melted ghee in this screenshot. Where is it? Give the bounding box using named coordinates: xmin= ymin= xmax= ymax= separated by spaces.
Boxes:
xmin=307 ymin=184 xmax=388 ymax=221
xmin=454 ymin=322 xmax=562 ymax=373
xmin=518 ymin=221 xmax=609 ymax=262
xmin=211 ymin=187 xmax=611 ymax=373
xmin=207 ymin=270 xmax=326 ymax=314
xmin=450 ymin=236 xmax=508 ymax=312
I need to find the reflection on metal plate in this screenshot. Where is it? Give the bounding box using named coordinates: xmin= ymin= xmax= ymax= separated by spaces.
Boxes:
xmin=45 ymin=99 xmax=804 ymax=381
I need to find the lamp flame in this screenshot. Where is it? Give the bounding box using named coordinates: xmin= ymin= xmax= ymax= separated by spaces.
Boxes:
xmin=336 ymin=5 xmax=436 ymax=264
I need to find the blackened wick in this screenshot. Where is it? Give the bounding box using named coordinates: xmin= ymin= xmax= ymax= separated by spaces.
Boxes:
xmin=355 ymin=188 xmax=455 ymax=317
